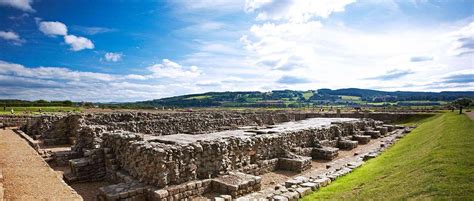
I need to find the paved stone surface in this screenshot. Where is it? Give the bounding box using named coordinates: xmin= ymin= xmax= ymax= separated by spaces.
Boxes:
xmin=0 ymin=129 xmax=82 ymax=200
xmin=148 ymin=118 xmax=357 ymax=144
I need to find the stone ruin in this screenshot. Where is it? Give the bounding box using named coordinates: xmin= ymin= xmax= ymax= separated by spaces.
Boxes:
xmin=18 ymin=111 xmax=412 ymax=200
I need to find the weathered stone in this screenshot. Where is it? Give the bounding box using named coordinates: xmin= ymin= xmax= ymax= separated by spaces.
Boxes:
xmin=295 ymin=187 xmax=312 ymax=198
xmin=312 ymin=147 xmax=339 ymax=160
xmin=300 ymin=182 xmax=319 ymax=191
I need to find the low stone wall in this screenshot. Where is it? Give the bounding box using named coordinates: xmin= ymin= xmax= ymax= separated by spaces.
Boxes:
xmin=98 ymin=119 xmax=379 ymax=189
xmin=13 ymin=129 xmax=40 ymax=151
xmin=0 ymin=115 xmax=34 ymax=128
xmin=97 ymin=182 xmax=149 ymax=201
xmin=152 ymin=179 xmax=213 ymax=200
xmin=65 ymin=149 xmax=106 ymax=183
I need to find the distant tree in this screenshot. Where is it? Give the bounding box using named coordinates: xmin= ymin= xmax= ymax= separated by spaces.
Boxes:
xmin=83 ymin=102 xmax=94 ymax=108
xmin=62 ymin=100 xmax=73 ymax=106
xmin=452 ymin=98 xmax=472 ymax=114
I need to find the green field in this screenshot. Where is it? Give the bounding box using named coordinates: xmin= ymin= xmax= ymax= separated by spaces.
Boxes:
xmin=0 ymin=106 xmax=81 ymax=115
xmin=303 ymin=112 xmax=474 ymax=200
xmin=339 ymin=95 xmax=361 ymax=101
xmin=303 ymin=91 xmax=314 ymax=100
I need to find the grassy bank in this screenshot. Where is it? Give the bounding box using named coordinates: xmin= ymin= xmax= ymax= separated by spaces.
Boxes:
xmin=0 ymin=106 xmax=81 ymax=115
xmin=302 ymin=112 xmax=474 ymax=200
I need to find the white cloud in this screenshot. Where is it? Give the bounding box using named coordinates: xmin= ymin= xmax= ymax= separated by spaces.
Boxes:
xmin=448 ymin=22 xmax=474 ymax=56
xmin=245 ymin=0 xmax=356 ymax=22
xmin=64 ymin=35 xmax=94 ymax=51
xmin=0 ymin=60 xmax=114 ymax=81
xmin=238 ymin=0 xmax=474 ymax=92
xmin=0 ymin=60 xmax=205 ymax=102
xmin=147 ymin=59 xmax=202 ymax=79
xmin=38 ymin=21 xmax=68 ymax=36
xmin=0 ymin=0 xmax=34 ymax=12
xmin=104 ymin=52 xmax=123 ymax=62
xmin=38 ymin=20 xmax=94 ymax=51
xmin=0 ymin=30 xmax=25 ymax=45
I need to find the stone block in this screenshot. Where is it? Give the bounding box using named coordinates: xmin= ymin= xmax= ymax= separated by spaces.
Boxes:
xmin=153 ymin=189 xmax=169 ymax=199
xmin=337 ymin=140 xmax=358 ymax=150
xmin=314 ymin=178 xmax=331 ymax=187
xmin=312 ymin=147 xmax=339 ymax=160
xmin=281 ymin=191 xmax=300 ymax=201
xmin=295 ymin=187 xmax=312 ymax=198
xmin=364 ymin=130 xmax=381 ymax=139
xmin=285 ymin=179 xmax=301 ymax=188
xmin=300 ymin=182 xmax=319 ymax=191
xmin=352 ymin=135 xmax=370 ymax=144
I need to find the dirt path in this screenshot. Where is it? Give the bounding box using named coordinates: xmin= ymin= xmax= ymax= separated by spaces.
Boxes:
xmin=0 ymin=129 xmax=82 ymax=200
xmin=466 ymin=112 xmax=474 ymax=121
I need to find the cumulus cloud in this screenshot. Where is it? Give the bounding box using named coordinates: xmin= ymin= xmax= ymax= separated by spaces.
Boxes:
xmin=104 ymin=52 xmax=123 ymax=62
xmin=147 ymin=59 xmax=202 ymax=79
xmin=64 ymin=35 xmax=94 ymax=51
xmin=238 ymin=1 xmax=474 ymax=92
xmin=38 ymin=21 xmax=68 ymax=36
xmin=0 ymin=30 xmax=25 ymax=45
xmin=365 ymin=69 xmax=415 ymax=81
xmin=37 ymin=20 xmax=95 ymax=51
xmin=0 ymin=0 xmax=34 ymax=12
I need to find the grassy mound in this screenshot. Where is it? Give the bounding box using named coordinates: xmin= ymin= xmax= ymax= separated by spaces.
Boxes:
xmin=303 ymin=112 xmax=474 ymax=200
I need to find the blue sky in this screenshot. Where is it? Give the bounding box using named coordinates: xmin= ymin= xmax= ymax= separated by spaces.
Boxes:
xmin=0 ymin=0 xmax=473 ymax=102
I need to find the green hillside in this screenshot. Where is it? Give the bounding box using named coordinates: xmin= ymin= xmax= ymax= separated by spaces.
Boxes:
xmin=302 ymin=112 xmax=474 ymax=200
xmin=128 ymin=88 xmax=474 ymax=108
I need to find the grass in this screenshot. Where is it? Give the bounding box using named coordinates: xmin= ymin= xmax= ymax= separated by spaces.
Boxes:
xmin=303 ymin=91 xmax=314 ymax=100
xmin=0 ymin=106 xmax=81 ymax=115
xmin=392 ymin=113 xmax=437 ymax=126
xmin=302 ymin=112 xmax=474 ymax=200
xmin=339 ymin=95 xmax=361 ymax=101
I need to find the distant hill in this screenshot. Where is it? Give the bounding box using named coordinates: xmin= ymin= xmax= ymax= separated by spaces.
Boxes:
xmin=123 ymin=88 xmax=474 ymax=108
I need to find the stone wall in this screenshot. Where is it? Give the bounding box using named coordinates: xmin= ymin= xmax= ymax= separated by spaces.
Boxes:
xmin=65 ymin=149 xmax=106 ymax=183
xmin=19 ymin=111 xmax=432 ymax=150
xmin=21 ymin=111 xmax=303 ymax=150
xmin=99 ymin=119 xmax=379 ymax=188
xmin=0 ymin=115 xmax=34 ymax=128
xmin=306 ymin=112 xmax=435 ymax=123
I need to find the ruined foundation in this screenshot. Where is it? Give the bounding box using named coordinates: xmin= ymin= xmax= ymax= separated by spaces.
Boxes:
xmin=16 ymin=111 xmax=415 ymax=200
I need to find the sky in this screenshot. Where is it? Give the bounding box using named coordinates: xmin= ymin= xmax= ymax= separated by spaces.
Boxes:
xmin=0 ymin=0 xmax=473 ymax=102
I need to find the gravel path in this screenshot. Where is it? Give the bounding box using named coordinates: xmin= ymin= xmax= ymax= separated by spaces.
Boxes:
xmin=0 ymin=129 xmax=82 ymax=200
xmin=466 ymin=112 xmax=474 ymax=121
